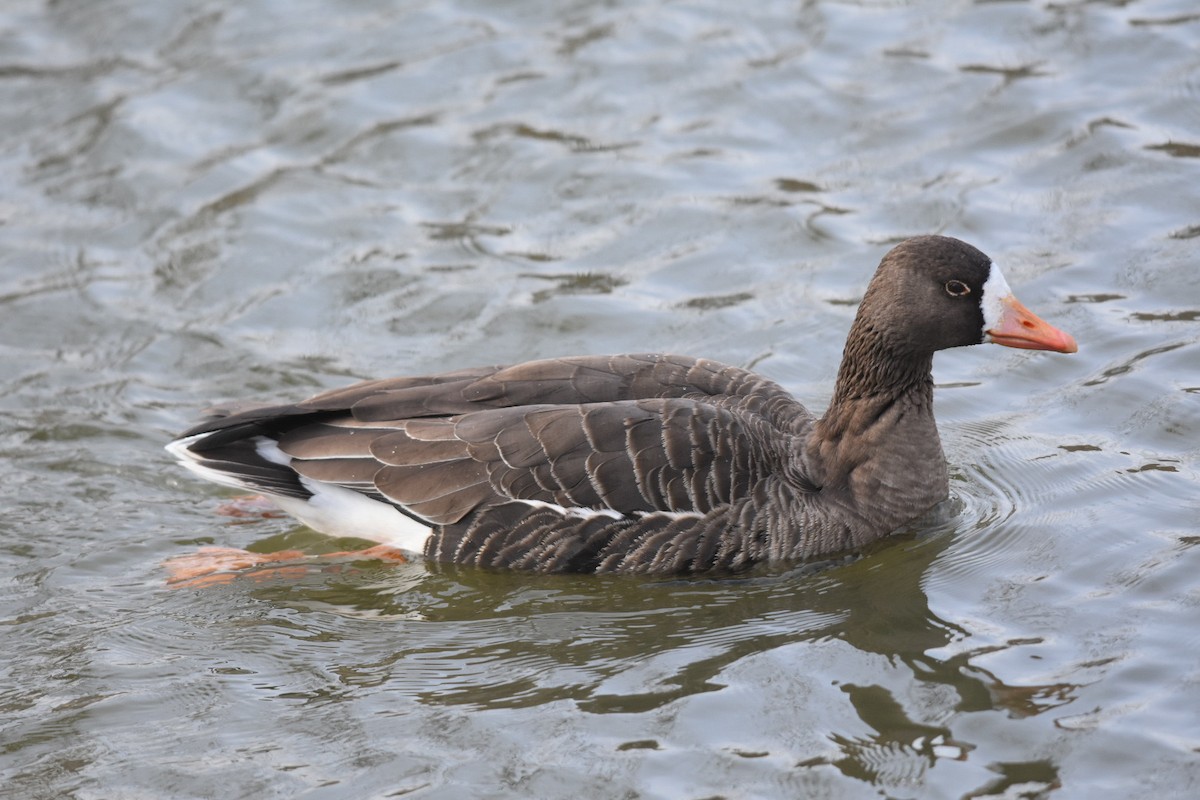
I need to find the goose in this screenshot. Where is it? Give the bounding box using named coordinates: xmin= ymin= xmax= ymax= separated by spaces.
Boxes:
xmin=166 ymin=235 xmax=1076 ymax=579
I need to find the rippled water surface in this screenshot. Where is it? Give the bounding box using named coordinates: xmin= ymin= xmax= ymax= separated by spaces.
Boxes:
xmin=2 ymin=1 xmax=1199 ymax=797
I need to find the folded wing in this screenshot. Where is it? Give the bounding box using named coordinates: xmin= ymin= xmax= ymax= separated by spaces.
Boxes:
xmin=179 ymin=354 xmax=813 ymax=528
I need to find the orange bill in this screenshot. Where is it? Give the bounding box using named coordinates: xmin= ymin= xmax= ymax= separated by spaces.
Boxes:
xmin=986 ymin=295 xmax=1077 ymax=353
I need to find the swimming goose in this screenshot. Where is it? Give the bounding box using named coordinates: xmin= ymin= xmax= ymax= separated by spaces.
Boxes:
xmin=167 ymin=236 xmax=1076 ymax=576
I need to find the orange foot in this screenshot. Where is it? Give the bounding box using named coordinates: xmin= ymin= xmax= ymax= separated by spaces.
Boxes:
xmin=214 ymin=494 xmax=287 ymax=519
xmin=325 ymin=544 xmax=411 ymax=564
xmin=164 ymin=545 xmax=409 ymax=589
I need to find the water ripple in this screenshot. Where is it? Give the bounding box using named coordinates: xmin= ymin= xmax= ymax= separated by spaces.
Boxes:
xmin=4 ymin=0 xmax=1200 ymax=797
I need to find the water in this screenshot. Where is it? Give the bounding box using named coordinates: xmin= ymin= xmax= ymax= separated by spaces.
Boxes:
xmin=2 ymin=0 xmax=1198 ymax=797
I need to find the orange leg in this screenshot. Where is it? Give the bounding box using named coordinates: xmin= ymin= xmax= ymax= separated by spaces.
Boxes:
xmin=213 ymin=494 xmax=288 ymax=519
xmin=164 ymin=544 xmax=409 ymax=589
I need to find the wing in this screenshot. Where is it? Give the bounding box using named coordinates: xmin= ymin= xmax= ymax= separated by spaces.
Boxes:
xmin=276 ymin=396 xmax=788 ymax=524
xmin=298 ymin=353 xmax=812 ymax=433
xmin=176 ymin=353 xmax=814 ymax=526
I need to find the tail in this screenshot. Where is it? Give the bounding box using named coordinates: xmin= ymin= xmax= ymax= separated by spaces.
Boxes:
xmin=166 ymin=425 xmax=312 ymax=500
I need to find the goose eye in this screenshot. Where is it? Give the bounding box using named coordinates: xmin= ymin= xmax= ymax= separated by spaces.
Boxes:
xmin=945 ymin=280 xmax=971 ymax=297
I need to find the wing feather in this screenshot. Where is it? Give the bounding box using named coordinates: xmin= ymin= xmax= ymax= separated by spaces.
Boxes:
xmin=292 ymin=457 xmax=380 ymax=485
xmin=374 ymin=461 xmax=492 ymax=524
xmin=174 ymin=353 xmax=806 ymax=540
xmin=371 ymin=428 xmax=471 ymax=466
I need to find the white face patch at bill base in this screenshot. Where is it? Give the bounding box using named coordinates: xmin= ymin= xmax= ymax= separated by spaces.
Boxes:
xmin=980 ymin=260 xmax=1014 ymax=341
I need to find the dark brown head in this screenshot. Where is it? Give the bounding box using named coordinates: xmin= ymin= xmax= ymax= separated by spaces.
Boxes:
xmin=855 ymin=235 xmax=1077 ymax=356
